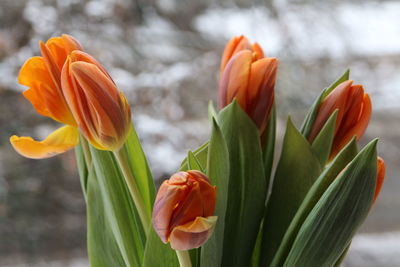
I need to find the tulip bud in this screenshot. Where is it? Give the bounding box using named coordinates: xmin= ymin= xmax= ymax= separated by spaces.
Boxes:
xmin=373 ymin=157 xmax=386 ymax=204
xmin=309 ymin=80 xmax=372 ymax=159
xmin=219 ymin=36 xmax=277 ymax=135
xmin=152 ymin=170 xmax=217 ymax=251
xmin=61 ymin=50 xmax=131 ymax=151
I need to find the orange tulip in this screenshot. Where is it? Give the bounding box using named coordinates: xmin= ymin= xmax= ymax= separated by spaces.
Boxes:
xmin=152 ymin=170 xmax=217 ymax=251
xmin=10 ymin=34 xmax=82 ymax=159
xmin=308 ymin=80 xmax=372 ymax=159
xmin=61 ymin=50 xmax=131 ymax=151
xmin=219 ymin=35 xmax=277 ymax=135
xmin=373 ymin=157 xmax=386 ymax=204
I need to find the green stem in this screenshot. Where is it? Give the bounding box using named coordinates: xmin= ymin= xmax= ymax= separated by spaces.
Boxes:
xmin=176 ymin=250 xmax=192 ymax=267
xmin=80 ymin=137 xmax=92 ymax=167
xmin=114 ymin=149 xmax=151 ymax=230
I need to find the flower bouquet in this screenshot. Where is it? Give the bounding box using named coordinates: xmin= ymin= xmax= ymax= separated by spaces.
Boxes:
xmin=10 ymin=34 xmax=385 ymax=267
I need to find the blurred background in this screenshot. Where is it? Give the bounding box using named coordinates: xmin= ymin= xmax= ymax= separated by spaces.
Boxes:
xmin=0 ymin=0 xmax=399 ymax=266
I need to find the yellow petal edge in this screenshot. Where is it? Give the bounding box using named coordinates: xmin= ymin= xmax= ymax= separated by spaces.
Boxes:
xmin=10 ymin=125 xmax=79 ymax=159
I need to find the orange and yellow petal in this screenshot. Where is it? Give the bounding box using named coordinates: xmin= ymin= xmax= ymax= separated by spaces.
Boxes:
xmin=19 ymin=56 xmax=76 ymax=126
xmin=169 ymin=216 xmax=217 ymax=251
xmin=46 ymin=35 xmax=83 ymax=70
xmin=10 ymin=125 xmax=79 ymax=159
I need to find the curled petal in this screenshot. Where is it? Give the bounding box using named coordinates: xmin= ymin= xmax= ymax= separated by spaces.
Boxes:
xmin=169 ymin=216 xmax=217 ymax=251
xmin=10 ymin=125 xmax=79 ymax=159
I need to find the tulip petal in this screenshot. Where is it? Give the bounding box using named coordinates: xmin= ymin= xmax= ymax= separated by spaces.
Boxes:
xmin=169 ymin=182 xmax=204 ymax=230
xmin=69 ymin=61 xmax=130 ymax=150
xmin=152 ymin=179 xmax=190 ymax=243
xmin=169 ymin=216 xmax=217 ymax=251
xmin=187 ymin=170 xmax=217 ymax=217
xmin=373 ymin=157 xmax=386 ymax=203
xmin=338 ymin=85 xmax=364 ymax=135
xmin=247 ymin=57 xmax=277 ymax=132
xmin=46 ymin=34 xmax=83 ymax=70
xmin=220 ymin=35 xmax=251 ymax=73
xmin=69 ymin=51 xmax=114 ymax=82
xmin=309 ymin=80 xmax=353 ymax=142
xmin=330 ymin=93 xmax=372 ymax=158
xmin=219 ymin=50 xmax=252 ymax=109
xmin=252 ymin=42 xmax=264 ymax=60
xmin=19 ymin=57 xmax=76 ymax=126
xmin=10 ymin=125 xmax=79 ymax=159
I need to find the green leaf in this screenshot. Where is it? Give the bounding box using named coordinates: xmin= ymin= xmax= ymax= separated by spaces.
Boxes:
xmin=218 ymin=101 xmax=267 ymax=267
xmin=201 ymin=118 xmax=230 ymax=267
xmin=122 ymin=125 xmax=155 ymax=214
xmin=284 ymin=140 xmax=378 ymax=267
xmin=143 ymin=228 xmax=180 ymax=267
xmin=75 ymin=140 xmax=88 ymax=200
xmin=86 ymin=168 xmax=126 ymax=267
xmin=252 ymin=106 xmax=276 ymax=266
xmin=208 ymin=100 xmax=218 ymax=122
xmin=187 ymin=150 xmax=205 ymax=172
xmin=322 ymin=69 xmax=350 ymax=99
xmin=261 ymin=105 xmax=276 ymax=186
xmin=334 ymin=243 xmax=351 ymax=267
xmin=270 ymin=138 xmax=358 ymax=267
xmin=300 ymin=70 xmax=350 ymax=138
xmin=311 ymin=111 xmax=337 ymax=166
xmin=89 ymin=147 xmax=146 ymax=267
xmin=259 ymin=117 xmax=321 ymax=266
xmin=180 ymin=141 xmax=209 ymax=171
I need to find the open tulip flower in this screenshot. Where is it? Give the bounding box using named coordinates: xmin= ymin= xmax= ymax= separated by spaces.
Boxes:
xmin=308 ymin=80 xmax=372 ymax=159
xmin=219 ymin=35 xmax=278 ymax=135
xmin=10 ymin=35 xmax=82 ymax=159
xmin=10 ymin=34 xmax=131 ymax=158
xmin=152 ymin=171 xmax=217 ymax=251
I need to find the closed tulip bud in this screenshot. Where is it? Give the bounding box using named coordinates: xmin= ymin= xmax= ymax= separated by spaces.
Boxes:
xmin=152 ymin=170 xmax=217 ymax=251
xmin=61 ymin=51 xmax=131 ymax=151
xmin=309 ymin=80 xmax=372 ymax=159
xmin=373 ymin=157 xmax=386 ymax=204
xmin=219 ymin=35 xmax=277 ymax=134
